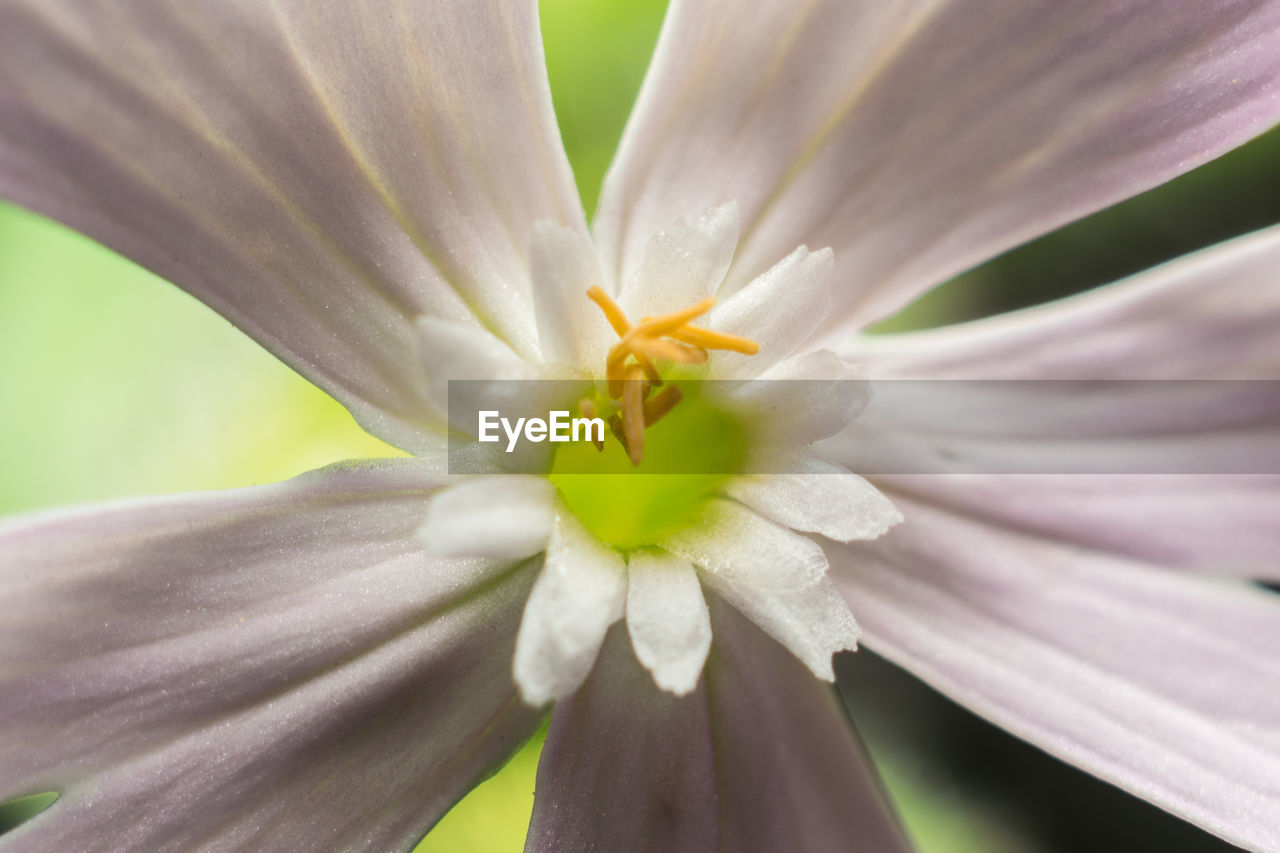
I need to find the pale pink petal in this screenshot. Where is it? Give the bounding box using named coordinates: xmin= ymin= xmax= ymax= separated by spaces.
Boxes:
xmin=872 ymin=474 xmax=1280 ymax=580
xmin=526 ymin=603 xmax=911 ymax=852
xmin=595 ymin=0 xmax=1280 ymax=339
xmin=832 ymin=497 xmax=1280 ymax=852
xmin=526 ymin=627 xmax=717 ymax=852
xmin=832 ymin=228 xmax=1280 ymax=575
xmin=842 ymin=224 xmax=1280 ymax=380
xmin=0 ymin=0 xmax=584 ymax=452
xmin=0 ymin=459 xmax=541 ymax=851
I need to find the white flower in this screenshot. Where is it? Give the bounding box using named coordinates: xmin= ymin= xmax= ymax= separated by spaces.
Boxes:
xmin=418 ymin=200 xmax=901 ymax=702
xmin=1 ymin=2 xmax=1279 ymax=851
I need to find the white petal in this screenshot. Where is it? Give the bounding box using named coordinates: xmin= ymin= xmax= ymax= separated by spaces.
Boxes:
xmin=835 ymin=227 xmax=1280 ymax=575
xmin=596 ymin=0 xmax=1280 ymax=339
xmin=662 ymin=499 xmax=858 ymax=679
xmin=0 ymin=0 xmax=584 ymax=451
xmin=417 ymin=476 xmax=555 ymax=560
xmin=876 ymin=474 xmax=1280 ymax=581
xmin=530 ymin=221 xmax=614 ymax=370
xmin=707 ymin=246 xmax=833 ymax=378
xmin=718 ymin=349 xmax=867 ymax=450
xmin=618 ymin=201 xmax=739 ymax=322
xmin=726 ymin=455 xmax=902 ymax=542
xmin=843 ymin=224 xmax=1280 ymax=380
xmin=416 ymin=316 xmax=536 ymax=424
xmin=513 ymin=503 xmax=627 ymax=705
xmin=0 ymin=458 xmax=541 ymax=851
xmin=526 ymin=605 xmax=911 ymax=853
xmin=833 ymin=497 xmax=1280 ymax=852
xmin=625 ymin=550 xmax=712 ymax=695
xmin=700 ymin=598 xmax=911 ymax=853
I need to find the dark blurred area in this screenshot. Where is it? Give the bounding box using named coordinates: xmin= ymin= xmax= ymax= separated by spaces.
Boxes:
xmin=888 ymin=124 xmax=1280 ymax=330
xmin=840 ymin=652 xmax=1243 ymax=853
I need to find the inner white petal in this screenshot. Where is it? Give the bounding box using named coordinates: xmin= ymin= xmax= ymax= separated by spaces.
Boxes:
xmin=662 ymin=499 xmax=859 ymax=679
xmin=417 ymin=475 xmax=555 ymax=560
xmin=415 ymin=315 xmax=536 ymax=428
xmin=618 ymin=200 xmax=740 ymax=321
xmin=530 ymin=221 xmax=613 ymax=369
xmin=420 ymin=208 xmax=890 ymax=696
xmin=725 ymin=454 xmax=904 ymax=542
xmin=513 ymin=500 xmax=627 ymax=705
xmin=720 ymin=349 xmax=867 ymax=452
xmin=625 ymin=549 xmax=713 ymax=696
xmin=708 ymin=245 xmax=833 ymax=378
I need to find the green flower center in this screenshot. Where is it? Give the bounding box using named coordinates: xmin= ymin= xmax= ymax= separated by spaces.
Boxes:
xmin=549 ymin=381 xmax=748 ymax=549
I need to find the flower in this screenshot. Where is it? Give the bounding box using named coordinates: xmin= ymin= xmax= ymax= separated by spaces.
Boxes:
xmin=2 ymin=1 xmax=1279 ymax=851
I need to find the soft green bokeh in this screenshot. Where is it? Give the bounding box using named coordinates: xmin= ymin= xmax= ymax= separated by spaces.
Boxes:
xmin=540 ymin=0 xmax=669 ymax=218
xmin=0 ymin=207 xmax=398 ymax=516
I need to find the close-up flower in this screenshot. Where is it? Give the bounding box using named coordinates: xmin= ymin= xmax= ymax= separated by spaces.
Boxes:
xmin=1 ymin=1 xmax=1279 ymax=851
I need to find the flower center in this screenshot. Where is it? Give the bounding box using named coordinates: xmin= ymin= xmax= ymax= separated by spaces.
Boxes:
xmin=580 ymin=286 xmax=758 ymax=466
xmin=548 ymin=287 xmax=759 ymax=550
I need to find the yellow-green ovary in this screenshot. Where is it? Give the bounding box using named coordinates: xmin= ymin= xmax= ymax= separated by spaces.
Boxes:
xmin=548 ymin=384 xmax=748 ymax=550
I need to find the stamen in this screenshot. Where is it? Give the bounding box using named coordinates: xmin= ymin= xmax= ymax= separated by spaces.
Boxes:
xmin=606 ymin=343 xmax=626 ymax=398
xmin=622 ymin=365 xmax=646 ymax=466
xmin=585 ymin=287 xmax=760 ymax=464
xmin=642 ymin=385 xmax=683 ymax=426
xmin=669 ymin=325 xmax=760 ymax=355
xmin=631 ymin=336 xmax=707 ymax=365
xmin=585 ymin=286 xmax=631 ymax=338
xmin=608 ymin=413 xmax=629 ymax=454
xmin=578 ymin=397 xmax=604 ymax=451
xmin=629 ymin=298 xmax=715 ymax=339
xmin=638 ymin=356 xmax=664 ymax=386
xmin=591 ymin=288 xmax=662 ymax=391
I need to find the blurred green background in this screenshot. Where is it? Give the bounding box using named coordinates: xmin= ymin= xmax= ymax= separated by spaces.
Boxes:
xmin=2 ymin=0 xmax=1279 ymax=849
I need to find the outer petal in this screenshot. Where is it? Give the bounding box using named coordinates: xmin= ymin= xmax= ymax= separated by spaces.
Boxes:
xmin=842 ymin=224 xmax=1280 ymax=380
xmin=0 ymin=0 xmax=584 ymax=452
xmin=0 ymin=459 xmax=542 ymax=852
xmin=833 ymin=227 xmax=1280 ymax=574
xmin=595 ymin=0 xmax=1280 ymax=337
xmin=525 ymin=604 xmax=911 ymax=853
xmin=831 ymin=497 xmax=1280 ymax=853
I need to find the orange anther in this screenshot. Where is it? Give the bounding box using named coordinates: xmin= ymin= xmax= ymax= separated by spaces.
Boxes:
xmin=584 ymin=287 xmax=758 ymax=463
